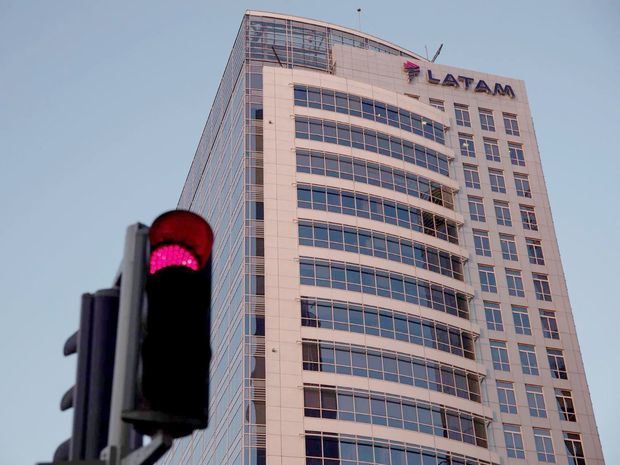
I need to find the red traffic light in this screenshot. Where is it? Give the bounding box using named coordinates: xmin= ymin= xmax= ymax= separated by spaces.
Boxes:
xmin=148 ymin=210 xmax=214 ymax=275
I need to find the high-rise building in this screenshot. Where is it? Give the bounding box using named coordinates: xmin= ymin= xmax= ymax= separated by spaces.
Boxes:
xmin=169 ymin=10 xmax=604 ymax=465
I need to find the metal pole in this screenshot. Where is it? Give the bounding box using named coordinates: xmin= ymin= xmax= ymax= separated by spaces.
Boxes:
xmin=104 ymin=224 xmax=149 ymax=463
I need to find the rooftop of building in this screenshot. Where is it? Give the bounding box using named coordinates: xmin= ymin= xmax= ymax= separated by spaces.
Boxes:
xmin=246 ymin=10 xmax=429 ymax=63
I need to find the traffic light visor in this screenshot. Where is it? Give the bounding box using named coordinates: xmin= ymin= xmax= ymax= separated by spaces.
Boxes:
xmin=149 ymin=210 xmax=213 ymax=274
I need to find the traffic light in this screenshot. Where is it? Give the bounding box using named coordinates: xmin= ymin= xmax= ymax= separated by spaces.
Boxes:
xmin=122 ymin=210 xmax=214 ymax=438
xmin=54 ymin=289 xmax=119 ymax=462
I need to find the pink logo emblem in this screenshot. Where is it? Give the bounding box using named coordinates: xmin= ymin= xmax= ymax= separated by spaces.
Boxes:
xmin=404 ymin=61 xmax=420 ymax=81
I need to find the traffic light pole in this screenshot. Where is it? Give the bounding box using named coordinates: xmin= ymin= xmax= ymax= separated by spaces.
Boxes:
xmin=103 ymin=223 xmax=150 ymax=465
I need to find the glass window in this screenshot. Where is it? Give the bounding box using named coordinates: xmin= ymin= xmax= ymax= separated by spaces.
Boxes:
xmin=294 ymin=116 xmax=450 ymax=175
xmin=500 ymin=234 xmax=518 ymax=261
xmin=455 ymin=104 xmax=471 ymax=127
xmin=459 ymin=133 xmax=475 ymax=157
xmin=484 ymin=301 xmax=503 ymax=331
xmin=484 ymin=138 xmax=501 ymax=162
xmin=494 ymin=201 xmax=512 ymax=226
xmin=555 ymin=388 xmax=576 ymax=422
xmin=514 ymin=173 xmax=532 ymax=198
xmin=295 ymin=149 xmax=455 ymax=210
xmin=506 ymin=269 xmax=525 ymax=297
xmin=489 ymin=169 xmax=506 ymax=193
xmin=563 ymin=432 xmax=586 ymax=465
xmin=503 ymin=424 xmax=525 ymax=459
xmin=468 ymin=197 xmax=486 ymax=222
xmin=293 ymin=85 xmax=446 ymax=144
xmin=533 ymin=273 xmax=552 ymax=301
xmin=497 ymin=381 xmax=517 ymax=414
xmin=509 ymin=142 xmax=525 ymax=166
xmin=298 ymin=185 xmax=459 ymax=244
xmin=479 ymin=265 xmax=497 ymax=293
xmin=527 ymin=238 xmax=545 ymax=265
xmin=304 ymin=432 xmax=493 ymax=465
xmin=526 ymin=385 xmax=547 ymax=418
xmin=298 ymin=221 xmax=464 ymax=281
xmin=503 ymin=113 xmax=520 ymax=136
xmin=473 ymin=230 xmax=492 ymax=257
xmin=429 ymin=98 xmax=445 ymax=111
xmin=302 ymin=298 xmax=479 ymax=358
xmin=519 ymin=344 xmax=539 ymax=375
xmin=490 ymin=340 xmax=510 ymax=371
xmin=302 ymin=341 xmax=481 ymax=401
xmin=299 ymin=258 xmax=470 ymax=319
xmin=464 ymin=164 xmax=481 ymax=189
xmin=512 ymin=306 xmax=531 ymax=335
xmin=540 ymin=310 xmax=559 ymax=339
xmin=534 ymin=428 xmax=556 ymax=463
xmin=479 ymin=108 xmax=495 ymax=131
xmin=547 ymin=348 xmax=567 ymax=379
xmin=520 ymin=205 xmax=538 ymax=230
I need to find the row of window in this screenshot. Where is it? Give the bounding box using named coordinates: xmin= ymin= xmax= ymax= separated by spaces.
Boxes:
xmin=302 ymin=340 xmax=482 ymax=402
xmin=454 ymin=104 xmax=520 ymax=136
xmin=478 ymin=265 xmax=552 ymax=301
xmin=300 ymin=297 xmax=477 ymax=359
xmin=299 ymin=258 xmax=470 ymax=319
xmin=468 ymin=196 xmax=538 ymax=231
xmin=305 ymin=431 xmax=494 ymax=465
xmin=503 ymin=425 xmax=586 ymax=464
xmin=298 ymin=220 xmax=465 ymax=281
xmin=297 ymin=185 xmax=460 ymax=244
xmin=459 ymin=134 xmax=526 ymax=166
xmin=296 ymin=148 xmax=456 ymax=210
xmin=474 ymin=230 xmax=544 ymax=265
xmin=304 ymin=385 xmax=487 ymax=447
xmin=490 ymin=341 xmax=568 ymax=379
xmin=484 ymin=302 xmax=559 ymax=339
xmin=463 ymin=164 xmax=531 ymax=197
xmin=497 ymin=380 xmax=577 ymax=421
xmin=295 ymin=116 xmax=450 ymax=176
xmin=293 ymin=85 xmax=446 ymax=144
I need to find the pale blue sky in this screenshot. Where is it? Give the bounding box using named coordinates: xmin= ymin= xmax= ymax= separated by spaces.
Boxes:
xmin=1 ymin=1 xmax=618 ymax=464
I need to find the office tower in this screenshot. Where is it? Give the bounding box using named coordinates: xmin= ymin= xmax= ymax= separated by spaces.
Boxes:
xmin=171 ymin=10 xmax=605 ymax=465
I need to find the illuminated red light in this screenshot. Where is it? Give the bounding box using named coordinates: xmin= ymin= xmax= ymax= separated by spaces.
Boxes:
xmin=149 ymin=244 xmax=199 ymax=274
xmin=148 ymin=210 xmax=214 ymax=275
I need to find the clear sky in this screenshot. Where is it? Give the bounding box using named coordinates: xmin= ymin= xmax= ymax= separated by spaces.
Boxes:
xmin=1 ymin=1 xmax=618 ymax=463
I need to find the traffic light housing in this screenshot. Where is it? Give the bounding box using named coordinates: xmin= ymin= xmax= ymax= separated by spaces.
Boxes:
xmin=54 ymin=289 xmax=119 ymax=462
xmin=123 ymin=210 xmax=214 ymax=438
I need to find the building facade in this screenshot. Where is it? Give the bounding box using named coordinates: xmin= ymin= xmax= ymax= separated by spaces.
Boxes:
xmin=166 ymin=10 xmax=604 ymax=465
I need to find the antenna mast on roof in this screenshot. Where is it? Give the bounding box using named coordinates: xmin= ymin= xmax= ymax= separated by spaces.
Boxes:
xmin=431 ymin=43 xmax=444 ymax=63
xmin=356 ymin=8 xmax=362 ymax=31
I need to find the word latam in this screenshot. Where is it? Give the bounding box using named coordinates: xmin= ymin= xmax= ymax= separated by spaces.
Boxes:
xmin=427 ymin=70 xmax=516 ymax=98
xmin=403 ymin=62 xmax=515 ymax=98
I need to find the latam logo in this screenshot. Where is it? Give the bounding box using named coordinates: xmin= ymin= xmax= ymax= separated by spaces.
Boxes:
xmin=404 ymin=61 xmax=516 ymax=98
xmin=403 ymin=61 xmax=420 ymax=81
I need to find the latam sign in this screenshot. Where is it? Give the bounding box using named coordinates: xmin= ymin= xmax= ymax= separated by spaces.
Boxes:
xmin=403 ymin=61 xmax=516 ymax=98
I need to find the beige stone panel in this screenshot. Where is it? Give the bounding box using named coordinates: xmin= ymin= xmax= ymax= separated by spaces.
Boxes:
xmin=263 ymin=66 xmax=306 ymax=465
